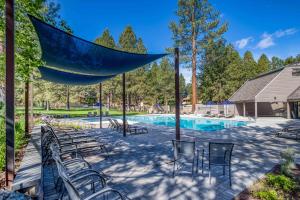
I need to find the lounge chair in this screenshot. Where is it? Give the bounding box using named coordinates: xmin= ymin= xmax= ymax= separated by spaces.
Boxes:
xmin=171 ymin=139 xmax=202 ymax=177
xmin=93 ymin=111 xmax=97 ymax=117
xmin=125 ymin=120 xmax=148 ymax=134
xmin=43 ymin=126 xmax=108 ymax=157
xmin=203 ymin=111 xmax=215 ymax=117
xmin=207 ymin=142 xmax=234 ymax=187
xmin=217 ymin=111 xmax=225 ymax=118
xmin=276 ymin=129 xmax=300 ymax=140
xmin=112 ymin=119 xmax=148 ymax=134
xmin=112 ymin=119 xmax=123 ymax=131
xmin=108 ymin=118 xmax=118 ymax=130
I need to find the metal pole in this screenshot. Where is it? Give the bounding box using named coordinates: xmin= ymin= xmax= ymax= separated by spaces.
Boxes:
xmin=99 ymin=83 xmax=102 ymax=128
xmin=122 ymin=73 xmax=126 ymax=137
xmin=5 ymin=0 xmax=15 ymax=187
xmin=175 ymin=48 xmax=180 ymax=140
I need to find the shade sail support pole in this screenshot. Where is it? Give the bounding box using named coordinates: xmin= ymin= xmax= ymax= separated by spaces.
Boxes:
xmin=175 ymin=48 xmax=180 ymax=140
xmin=122 ymin=73 xmax=126 ymax=137
xmin=99 ymin=83 xmax=102 ymax=128
xmin=5 ymin=0 xmax=15 ymax=187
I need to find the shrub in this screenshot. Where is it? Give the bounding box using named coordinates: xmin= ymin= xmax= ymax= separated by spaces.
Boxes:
xmin=0 ymin=116 xmax=27 ymax=171
xmin=266 ymin=174 xmax=295 ymax=192
xmin=254 ymin=189 xmax=280 ymax=200
xmin=280 ymin=148 xmax=295 ymax=176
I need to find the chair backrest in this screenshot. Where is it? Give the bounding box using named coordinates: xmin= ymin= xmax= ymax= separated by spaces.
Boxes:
xmin=113 ymin=119 xmax=121 ymax=126
xmin=172 ymin=140 xmax=196 ymax=160
xmin=108 ymin=118 xmax=115 ymax=126
xmin=209 ymin=142 xmax=234 ymax=165
xmin=60 ymin=172 xmax=81 ymax=200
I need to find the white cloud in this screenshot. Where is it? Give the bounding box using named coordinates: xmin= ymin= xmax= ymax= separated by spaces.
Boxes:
xmin=274 ymin=28 xmax=297 ymax=38
xmin=256 ymin=28 xmax=297 ymax=49
xmin=235 ymin=37 xmax=253 ymax=49
xmin=257 ymin=33 xmax=274 ymax=49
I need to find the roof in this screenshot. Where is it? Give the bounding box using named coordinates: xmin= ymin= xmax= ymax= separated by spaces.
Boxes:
xmin=229 ymin=68 xmax=283 ymax=102
xmin=288 ymin=86 xmax=300 ymax=101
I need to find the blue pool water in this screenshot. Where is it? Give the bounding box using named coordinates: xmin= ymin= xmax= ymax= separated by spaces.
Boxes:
xmin=83 ymin=115 xmax=247 ymax=132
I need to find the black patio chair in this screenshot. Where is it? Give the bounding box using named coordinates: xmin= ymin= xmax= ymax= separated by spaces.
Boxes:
xmin=208 ymin=142 xmax=234 ymax=187
xmin=172 ymin=139 xmax=201 ymax=177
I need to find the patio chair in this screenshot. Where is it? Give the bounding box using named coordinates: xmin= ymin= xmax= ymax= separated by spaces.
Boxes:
xmin=125 ymin=120 xmax=148 ymax=134
xmin=62 ymin=176 xmax=127 ymax=200
xmin=208 ymin=142 xmax=234 ymax=187
xmin=44 ymin=126 xmax=108 ymax=157
xmin=112 ymin=119 xmax=123 ymax=131
xmin=55 ymin=156 xmax=108 ymax=199
xmin=276 ymin=129 xmax=300 ymax=140
xmin=87 ymin=112 xmax=93 ymax=117
xmin=93 ymin=111 xmax=97 ymax=117
xmin=51 ymin=146 xmax=108 ymax=182
xmin=108 ymin=118 xmax=118 ymax=130
xmin=217 ymin=111 xmax=225 ymax=118
xmin=171 ymin=139 xmax=202 ymax=177
xmin=203 ymin=111 xmax=214 ymax=117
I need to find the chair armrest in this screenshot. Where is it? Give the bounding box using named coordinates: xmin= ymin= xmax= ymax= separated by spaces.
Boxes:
xmin=71 ymin=171 xmax=106 ymax=187
xmin=63 ymin=158 xmax=90 ymax=166
xmin=84 ymin=187 xmax=128 ymax=200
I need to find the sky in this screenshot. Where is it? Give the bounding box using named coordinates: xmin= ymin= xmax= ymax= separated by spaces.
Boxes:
xmin=55 ymin=0 xmax=300 ymax=83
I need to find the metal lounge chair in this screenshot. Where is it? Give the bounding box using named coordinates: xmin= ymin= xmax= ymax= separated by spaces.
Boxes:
xmin=55 ymin=157 xmax=108 ymax=199
xmin=171 ymin=139 xmax=202 ymax=177
xmin=46 ymin=125 xmax=109 ymax=155
xmin=108 ymin=118 xmax=118 ymax=130
xmin=112 ymin=119 xmax=123 ymax=131
xmin=276 ymin=128 xmax=300 ymax=140
xmin=208 ymin=142 xmax=234 ymax=187
xmin=125 ymin=120 xmax=148 ymax=134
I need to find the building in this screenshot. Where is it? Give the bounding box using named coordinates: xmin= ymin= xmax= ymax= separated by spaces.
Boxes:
xmin=229 ymin=63 xmax=300 ymax=119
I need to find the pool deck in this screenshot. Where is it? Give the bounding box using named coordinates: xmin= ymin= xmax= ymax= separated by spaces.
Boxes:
xmin=44 ymin=117 xmax=300 ymax=199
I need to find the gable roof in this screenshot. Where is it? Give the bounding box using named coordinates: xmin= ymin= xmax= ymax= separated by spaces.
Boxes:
xmin=229 ymin=68 xmax=283 ymax=102
xmin=288 ymin=86 xmax=300 ymax=101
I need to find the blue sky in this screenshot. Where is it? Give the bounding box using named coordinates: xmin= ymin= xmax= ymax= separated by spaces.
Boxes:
xmin=55 ymin=0 xmax=300 ymax=82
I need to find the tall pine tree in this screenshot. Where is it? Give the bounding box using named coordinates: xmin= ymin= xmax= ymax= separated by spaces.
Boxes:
xmin=170 ymin=0 xmax=227 ymax=112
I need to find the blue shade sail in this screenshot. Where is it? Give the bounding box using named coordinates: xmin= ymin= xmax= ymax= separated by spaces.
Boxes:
xmin=38 ymin=66 xmax=115 ymax=85
xmin=29 ymin=15 xmax=167 ymax=76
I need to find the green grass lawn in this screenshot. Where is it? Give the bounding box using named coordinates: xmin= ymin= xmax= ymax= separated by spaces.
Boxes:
xmin=16 ymin=107 xmax=146 ymax=118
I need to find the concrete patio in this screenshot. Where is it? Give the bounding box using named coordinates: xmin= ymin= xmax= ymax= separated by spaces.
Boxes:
xmin=44 ymin=117 xmax=300 ymax=199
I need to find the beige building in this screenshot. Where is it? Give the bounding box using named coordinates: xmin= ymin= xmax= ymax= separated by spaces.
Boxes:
xmin=229 ymin=63 xmax=300 ymax=119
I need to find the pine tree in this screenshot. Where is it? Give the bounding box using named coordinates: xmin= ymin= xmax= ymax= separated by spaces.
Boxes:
xmin=94 ymin=29 xmax=118 ymax=110
xmin=270 ymin=56 xmax=284 ymax=70
xmin=224 ymin=45 xmax=243 ymax=98
xmin=170 ymin=0 xmax=227 ymax=112
xmin=243 ymin=51 xmax=257 ymax=80
xmin=257 ymin=54 xmax=270 ymax=74
xmin=95 ymin=29 xmax=115 ymax=48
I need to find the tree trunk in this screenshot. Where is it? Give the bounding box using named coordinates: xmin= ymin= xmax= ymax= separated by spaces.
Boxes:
xmin=191 ymin=2 xmax=197 ymax=113
xmin=46 ymin=100 xmax=50 ymax=111
xmin=66 ymin=86 xmax=70 ymax=110
xmin=107 ymin=93 xmax=110 ymax=111
xmin=25 ymin=81 xmax=29 ymax=136
xmin=29 ymin=78 xmax=33 ymax=131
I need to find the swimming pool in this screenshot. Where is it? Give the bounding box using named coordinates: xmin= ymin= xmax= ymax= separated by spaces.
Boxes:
xmin=82 ymin=115 xmax=247 ymax=132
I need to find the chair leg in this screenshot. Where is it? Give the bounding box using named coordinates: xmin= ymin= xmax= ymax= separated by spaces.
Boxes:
xmin=223 ymin=166 xmax=225 ymax=175
xmin=229 ymin=164 xmax=232 ymax=187
xmin=209 ymin=164 xmax=211 ymax=185
xmin=173 ymin=161 xmax=176 ymax=177
xmin=196 ymin=151 xmax=199 ymax=174
xmin=192 ymin=158 xmax=195 ymax=177
xmin=202 ymin=149 xmax=204 ymax=174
